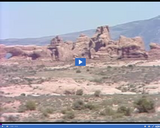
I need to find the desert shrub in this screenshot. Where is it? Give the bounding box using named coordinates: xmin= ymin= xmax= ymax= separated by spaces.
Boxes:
xmin=121 ymin=87 xmax=128 ymax=92
xmin=76 ymin=70 xmax=81 ymax=73
xmin=86 ymin=69 xmax=90 ymax=72
xmin=25 ymin=100 xmax=36 ymax=111
xmin=61 ymin=107 xmax=72 ymax=114
xmin=100 ymin=107 xmax=115 ymax=116
xmin=21 ymin=93 xmax=26 ymax=96
xmin=76 ymin=89 xmax=83 ymax=96
xmin=73 ymin=100 xmax=84 ymax=110
xmin=84 ymin=103 xmax=96 ymax=110
xmin=134 ymin=96 xmax=155 ymax=113
xmin=128 ymin=64 xmax=133 ymax=68
xmin=37 ymin=64 xmax=45 ymax=68
xmin=112 ymin=113 xmax=124 ymax=119
xmin=5 ymin=115 xmax=19 ymax=122
xmin=45 ymin=107 xmax=54 ymax=114
xmin=90 ymin=78 xmax=103 ymax=83
xmin=63 ymin=111 xmax=75 ymax=120
xmin=42 ymin=110 xmax=49 ymax=117
xmin=117 ymin=106 xmax=131 ymax=116
xmin=107 ymin=66 xmax=112 ymax=69
xmin=94 ymin=90 xmax=101 ymax=97
xmin=18 ymin=104 xmax=27 ymax=113
xmin=64 ymin=90 xmax=75 ymax=95
xmin=41 ymin=107 xmax=54 ymax=117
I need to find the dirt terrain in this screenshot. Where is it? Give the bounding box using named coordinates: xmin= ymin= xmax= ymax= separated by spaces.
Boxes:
xmin=1 ymin=26 xmax=160 ymax=122
xmin=0 ymin=59 xmax=160 ymax=122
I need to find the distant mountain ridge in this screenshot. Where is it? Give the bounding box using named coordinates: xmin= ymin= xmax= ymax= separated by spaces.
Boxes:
xmin=1 ymin=15 xmax=160 ymax=50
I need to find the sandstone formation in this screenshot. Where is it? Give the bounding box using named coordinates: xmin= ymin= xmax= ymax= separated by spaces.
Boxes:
xmin=0 ymin=44 xmax=6 ymax=60
xmin=1 ymin=25 xmax=156 ymax=62
xmin=117 ymin=36 xmax=148 ymax=59
xmin=148 ymin=43 xmax=160 ymax=60
xmin=0 ymin=45 xmax=52 ymax=61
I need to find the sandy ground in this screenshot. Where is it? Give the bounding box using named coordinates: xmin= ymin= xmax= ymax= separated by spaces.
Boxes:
xmin=1 ymin=59 xmax=160 ymax=97
xmin=0 ymin=78 xmax=127 ymax=97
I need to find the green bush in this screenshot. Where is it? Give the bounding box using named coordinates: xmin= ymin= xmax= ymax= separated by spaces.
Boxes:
xmin=84 ymin=103 xmax=96 ymax=110
xmin=25 ymin=101 xmax=36 ymax=111
xmin=40 ymin=107 xmax=54 ymax=117
xmin=21 ymin=93 xmax=26 ymax=96
xmin=61 ymin=107 xmax=72 ymax=114
xmin=134 ymin=96 xmax=155 ymax=113
xmin=63 ymin=111 xmax=75 ymax=120
xmin=90 ymin=78 xmax=103 ymax=83
xmin=112 ymin=113 xmax=124 ymax=119
xmin=107 ymin=66 xmax=112 ymax=69
xmin=86 ymin=69 xmax=90 ymax=72
xmin=128 ymin=64 xmax=133 ymax=68
xmin=94 ymin=90 xmax=101 ymax=97
xmin=42 ymin=111 xmax=49 ymax=117
xmin=117 ymin=106 xmax=131 ymax=116
xmin=45 ymin=107 xmax=54 ymax=114
xmin=100 ymin=107 xmax=115 ymax=116
xmin=76 ymin=70 xmax=81 ymax=73
xmin=73 ymin=100 xmax=84 ymax=110
xmin=18 ymin=104 xmax=27 ymax=113
xmin=5 ymin=115 xmax=19 ymax=122
xmin=76 ymin=89 xmax=83 ymax=96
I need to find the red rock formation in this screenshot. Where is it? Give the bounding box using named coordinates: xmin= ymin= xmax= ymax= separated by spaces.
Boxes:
xmin=51 ymin=36 xmax=63 ymax=46
xmin=117 ymin=36 xmax=148 ymax=59
xmin=150 ymin=43 xmax=160 ymax=49
xmin=1 ymin=25 xmax=149 ymax=62
xmin=48 ymin=36 xmax=75 ymax=61
xmin=148 ymin=43 xmax=160 ymax=60
xmin=0 ymin=44 xmax=6 ymax=60
xmin=47 ymin=26 xmax=148 ymax=61
xmin=0 ymin=45 xmax=52 ymax=61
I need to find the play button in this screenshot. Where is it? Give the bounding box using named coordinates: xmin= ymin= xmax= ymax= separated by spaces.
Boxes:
xmin=75 ymin=58 xmax=86 ymax=66
xmin=79 ymin=60 xmax=82 ymax=64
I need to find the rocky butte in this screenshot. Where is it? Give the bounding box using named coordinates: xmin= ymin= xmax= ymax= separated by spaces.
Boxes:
xmin=0 ymin=25 xmax=159 ymax=62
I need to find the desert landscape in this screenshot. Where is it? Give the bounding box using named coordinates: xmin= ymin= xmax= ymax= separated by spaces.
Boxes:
xmin=0 ymin=25 xmax=160 ymax=122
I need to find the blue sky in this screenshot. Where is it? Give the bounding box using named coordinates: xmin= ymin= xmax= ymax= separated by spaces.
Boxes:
xmin=0 ymin=2 xmax=160 ymax=39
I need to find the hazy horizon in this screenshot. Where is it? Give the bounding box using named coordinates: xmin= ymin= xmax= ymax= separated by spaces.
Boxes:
xmin=1 ymin=2 xmax=160 ymax=39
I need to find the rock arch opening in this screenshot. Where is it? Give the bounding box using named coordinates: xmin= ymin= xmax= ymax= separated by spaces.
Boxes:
xmin=5 ymin=53 xmax=13 ymax=59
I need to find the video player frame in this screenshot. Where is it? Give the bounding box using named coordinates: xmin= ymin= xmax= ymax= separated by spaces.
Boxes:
xmin=1 ymin=1 xmax=160 ymax=125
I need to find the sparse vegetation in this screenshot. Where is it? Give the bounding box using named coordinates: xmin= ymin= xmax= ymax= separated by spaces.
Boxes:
xmin=64 ymin=90 xmax=75 ymax=95
xmin=41 ymin=107 xmax=54 ymax=117
xmin=100 ymin=107 xmax=115 ymax=116
xmin=134 ymin=96 xmax=155 ymax=113
xmin=73 ymin=100 xmax=84 ymax=110
xmin=117 ymin=106 xmax=131 ymax=116
xmin=44 ymin=107 xmax=54 ymax=114
xmin=21 ymin=93 xmax=26 ymax=96
xmin=76 ymin=89 xmax=83 ymax=96
xmin=1 ymin=62 xmax=160 ymax=122
xmin=128 ymin=64 xmax=134 ymax=68
xmin=25 ymin=100 xmax=36 ymax=111
xmin=61 ymin=107 xmax=73 ymax=114
xmin=94 ymin=90 xmax=101 ymax=97
xmin=107 ymin=66 xmax=112 ymax=69
xmin=18 ymin=104 xmax=27 ymax=113
xmin=90 ymin=78 xmax=103 ymax=83
xmin=84 ymin=103 xmax=96 ymax=110
xmin=112 ymin=113 xmax=124 ymax=119
xmin=5 ymin=115 xmax=19 ymax=122
xmin=86 ymin=69 xmax=90 ymax=72
xmin=76 ymin=70 xmax=81 ymax=73
xmin=63 ymin=111 xmax=75 ymax=120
